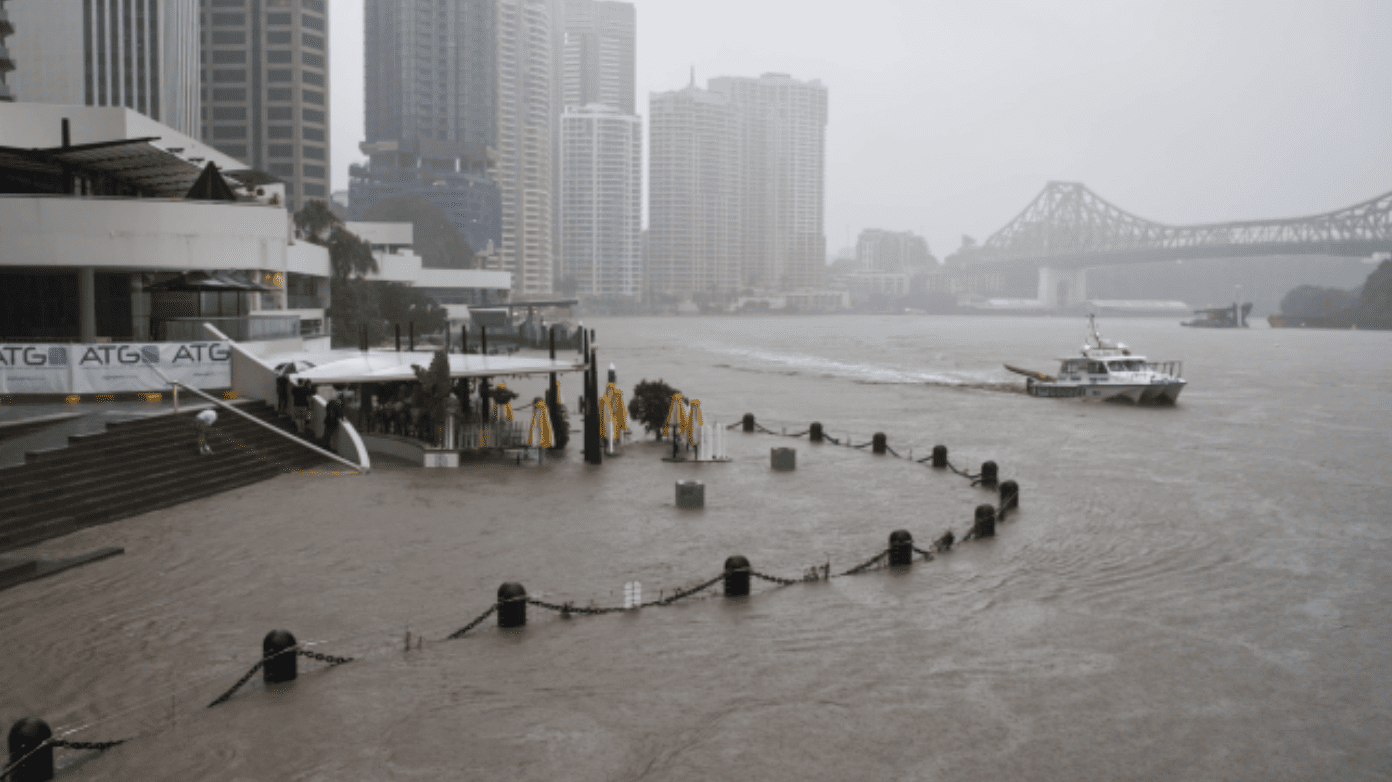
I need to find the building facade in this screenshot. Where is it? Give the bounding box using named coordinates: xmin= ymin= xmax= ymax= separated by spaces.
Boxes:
xmin=4 ymin=0 xmax=199 ymax=135
xmin=559 ymin=104 xmax=640 ymax=297
xmin=199 ymin=0 xmax=329 ymax=211
xmin=0 ymin=1 xmax=14 ymax=102
xmin=496 ymin=0 xmax=554 ymax=296
xmin=647 ymin=82 xmax=739 ymax=296
xmin=559 ymin=0 xmax=633 ymax=114
xmin=708 ymin=73 xmax=827 ymax=292
xmin=856 ymin=228 xmax=933 ymax=273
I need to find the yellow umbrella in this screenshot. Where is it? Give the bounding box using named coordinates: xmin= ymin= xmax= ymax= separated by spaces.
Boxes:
xmin=527 ymin=399 xmax=553 ymax=448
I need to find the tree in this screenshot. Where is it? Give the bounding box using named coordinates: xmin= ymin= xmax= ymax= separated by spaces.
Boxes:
xmin=377 ymin=282 xmax=447 ymax=336
xmin=326 ymin=226 xmax=379 ymax=279
xmin=294 ymin=199 xmax=339 ymax=244
xmin=628 ymin=379 xmax=680 ymax=439
xmin=411 ymin=350 xmax=453 ymax=445
xmin=363 ymin=195 xmax=477 ymax=270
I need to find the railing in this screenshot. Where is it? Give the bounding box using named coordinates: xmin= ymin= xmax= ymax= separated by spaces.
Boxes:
xmin=1152 ymin=361 xmax=1183 ymax=379
xmin=158 ymin=316 xmax=299 ymax=342
xmin=172 ymin=382 xmax=368 ymax=473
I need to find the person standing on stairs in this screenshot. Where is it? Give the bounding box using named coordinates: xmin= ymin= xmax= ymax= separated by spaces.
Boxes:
xmin=194 ymin=408 xmax=218 ymax=455
xmin=291 ymin=379 xmax=311 ymax=436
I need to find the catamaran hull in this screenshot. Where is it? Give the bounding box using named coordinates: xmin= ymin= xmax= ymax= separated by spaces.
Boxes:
xmin=1028 ymin=380 xmax=1184 ymax=405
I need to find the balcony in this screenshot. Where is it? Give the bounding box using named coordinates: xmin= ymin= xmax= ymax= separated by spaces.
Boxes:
xmin=287 ymin=294 xmax=325 ymax=309
xmin=156 ymin=315 xmax=300 ymax=342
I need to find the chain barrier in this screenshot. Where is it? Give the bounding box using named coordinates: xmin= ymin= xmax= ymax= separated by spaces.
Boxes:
xmin=206 ymin=660 xmax=266 ymax=708
xmin=445 ymin=604 xmax=497 ymax=639
xmin=911 ymin=545 xmax=937 ymax=560
xmin=50 ymin=738 xmax=130 ymax=751
xmin=836 ymin=550 xmax=889 ymax=577
xmin=750 ymin=571 xmax=800 ymax=586
xmin=297 ymin=649 xmax=354 ymax=666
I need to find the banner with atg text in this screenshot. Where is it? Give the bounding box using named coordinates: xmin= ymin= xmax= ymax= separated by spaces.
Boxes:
xmin=0 ymin=342 xmax=231 ymax=395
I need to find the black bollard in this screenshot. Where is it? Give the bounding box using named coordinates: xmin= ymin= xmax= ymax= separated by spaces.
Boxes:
xmin=931 ymin=445 xmax=947 ymax=469
xmin=742 ymin=413 xmax=755 ymax=433
xmin=888 ymin=529 xmax=914 ymax=565
xmin=497 ymin=582 xmax=528 ymax=628
xmin=973 ymin=504 xmax=997 ymax=538
xmin=723 ymin=555 xmax=751 ymax=597
xmin=263 ymin=629 xmax=298 ymax=684
xmin=872 ymin=432 xmax=887 ymax=454
xmin=999 ymin=480 xmax=1019 ymax=512
xmin=979 ymin=460 xmax=998 ymax=489
xmin=7 ymin=717 xmax=54 ymax=782
xmin=809 ymin=421 xmax=823 ymax=442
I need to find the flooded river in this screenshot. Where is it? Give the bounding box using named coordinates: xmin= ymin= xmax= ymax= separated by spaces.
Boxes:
xmin=2 ymin=315 xmax=1390 ymax=780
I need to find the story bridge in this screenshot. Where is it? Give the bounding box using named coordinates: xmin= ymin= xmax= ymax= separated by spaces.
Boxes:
xmin=958 ymin=182 xmax=1392 ymax=307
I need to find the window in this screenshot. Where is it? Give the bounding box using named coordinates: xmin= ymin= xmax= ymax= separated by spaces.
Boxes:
xmin=302 ymin=107 xmax=324 ymax=124
xmin=211 ymin=13 xmax=244 ymax=25
xmin=267 ymin=30 xmax=291 ymax=44
xmin=215 ymin=144 xmax=247 ymax=159
xmin=213 ymin=126 xmax=247 ymax=139
xmin=301 ymin=70 xmax=323 ymax=87
xmin=302 ymin=145 xmax=324 ymax=160
xmin=302 ymin=33 xmax=324 ymax=50
xmin=302 ymin=0 xmax=325 ymax=12
xmin=213 ymin=69 xmax=247 ymax=82
xmin=302 ymin=52 xmax=323 ymax=68
xmin=212 ymin=87 xmax=246 ymax=101
xmin=212 ymin=106 xmax=246 ymax=120
xmin=302 ymin=126 xmax=324 ymax=141
xmin=211 ymin=0 xmax=245 ymax=5
xmin=268 ymin=87 xmax=292 ymax=101
xmin=268 ymin=162 xmax=294 ymax=177
xmin=302 ymin=164 xmax=325 ymax=179
xmin=267 ymin=12 xmax=291 ymax=25
xmin=301 ymin=14 xmax=324 ymax=31
xmin=267 ymin=50 xmax=292 ymax=63
xmin=302 ymin=89 xmax=324 ymax=105
xmin=1087 ymin=361 xmax=1107 ymax=374
xmin=303 ymin=183 xmax=326 ymax=197
xmin=211 ymin=31 xmax=245 ymax=44
xmin=268 ymin=69 xmax=292 ymax=82
xmin=268 ymin=144 xmax=295 ymax=158
xmin=212 ymin=50 xmax=245 ymax=64
xmin=267 ymin=106 xmax=292 ymax=120
xmin=268 ymin=125 xmax=293 ymax=139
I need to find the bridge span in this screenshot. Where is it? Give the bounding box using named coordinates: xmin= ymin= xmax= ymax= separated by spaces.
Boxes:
xmin=958 ymin=182 xmax=1392 ymax=307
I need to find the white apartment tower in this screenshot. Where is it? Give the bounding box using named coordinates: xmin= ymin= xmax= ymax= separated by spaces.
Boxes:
xmin=559 ymin=0 xmax=633 ymax=114
xmin=497 ymin=0 xmax=554 ymax=296
xmin=647 ymin=82 xmax=740 ymax=296
xmin=559 ymin=104 xmax=641 ymax=297
xmin=5 ymin=0 xmax=200 ymax=136
xmin=709 ymin=73 xmax=827 ymax=292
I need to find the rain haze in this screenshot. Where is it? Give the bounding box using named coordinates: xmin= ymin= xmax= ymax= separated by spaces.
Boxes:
xmin=329 ymin=0 xmax=1392 ymax=259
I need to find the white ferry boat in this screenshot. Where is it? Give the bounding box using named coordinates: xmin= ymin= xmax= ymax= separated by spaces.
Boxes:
xmin=1006 ymin=317 xmax=1186 ymax=404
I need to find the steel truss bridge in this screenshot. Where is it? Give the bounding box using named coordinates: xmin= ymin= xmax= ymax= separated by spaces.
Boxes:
xmin=966 ymin=181 xmax=1392 ymax=270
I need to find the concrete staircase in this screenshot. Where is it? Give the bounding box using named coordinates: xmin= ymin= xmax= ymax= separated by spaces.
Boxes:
xmin=0 ymin=400 xmax=328 ymax=553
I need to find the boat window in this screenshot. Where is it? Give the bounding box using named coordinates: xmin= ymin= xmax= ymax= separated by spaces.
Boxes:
xmin=1062 ymin=360 xmax=1083 ymax=374
xmin=1107 ymin=361 xmax=1126 ymax=371
xmin=1087 ymin=361 xmax=1108 ymax=374
xmin=1126 ymin=360 xmax=1146 ymax=371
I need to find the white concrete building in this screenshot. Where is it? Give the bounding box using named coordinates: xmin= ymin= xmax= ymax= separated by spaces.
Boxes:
xmin=496 ymin=0 xmax=554 ymax=297
xmin=5 ymin=0 xmax=200 ymax=137
xmin=0 ymin=103 xmax=326 ymax=346
xmin=558 ymin=104 xmax=641 ymax=297
xmin=647 ymin=81 xmax=740 ymax=296
xmin=346 ymin=221 xmax=513 ymax=325
xmin=708 ymin=73 xmax=827 ymax=292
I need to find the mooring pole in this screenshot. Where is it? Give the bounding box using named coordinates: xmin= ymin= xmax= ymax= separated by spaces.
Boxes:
xmin=584 ymin=341 xmax=602 ymax=465
xmin=395 ymin=323 xmax=401 ymax=352
xmin=548 ymin=326 xmax=557 ymax=409
xmin=408 ymin=321 xmax=415 ymax=352
xmin=481 ymin=325 xmax=488 ymax=355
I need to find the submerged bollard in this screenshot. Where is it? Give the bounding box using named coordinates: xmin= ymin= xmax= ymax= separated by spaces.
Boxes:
xmin=724 ymin=555 xmax=751 ymax=597
xmin=999 ymin=480 xmax=1019 ymax=512
xmin=809 ymin=421 xmax=823 ymax=442
xmin=770 ymin=447 xmax=796 ymax=471
xmin=872 ymin=432 xmax=887 ymax=454
xmin=979 ymin=460 xmax=998 ymax=489
xmin=931 ymin=445 xmax=947 ymax=469
xmin=973 ymin=505 xmax=997 ymax=538
xmin=7 ymin=718 xmax=54 ymax=782
xmin=497 ymin=582 xmax=528 ymax=628
xmin=263 ymin=629 xmax=298 ymax=684
xmin=676 ymin=480 xmax=705 ymax=509
xmin=742 ymin=413 xmax=755 ymax=433
xmin=888 ymin=529 xmax=914 ymax=566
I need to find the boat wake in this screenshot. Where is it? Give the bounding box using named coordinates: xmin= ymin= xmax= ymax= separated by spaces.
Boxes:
xmin=703 ymin=345 xmax=1023 ymax=393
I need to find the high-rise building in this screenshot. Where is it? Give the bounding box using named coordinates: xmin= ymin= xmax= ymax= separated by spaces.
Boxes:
xmin=709 ymin=73 xmax=827 ymax=292
xmin=357 ymin=0 xmax=500 ymax=257
xmin=559 ymin=104 xmax=640 ymax=297
xmin=496 ymin=0 xmax=554 ymax=296
xmin=199 ymin=0 xmax=329 ymax=211
xmin=0 ymin=0 xmax=13 ymax=102
xmin=856 ymin=229 xmax=933 ymax=273
xmin=559 ymin=0 xmax=633 ymax=114
xmin=4 ymin=0 xmax=199 ymax=135
xmin=647 ymin=81 xmax=740 ymax=296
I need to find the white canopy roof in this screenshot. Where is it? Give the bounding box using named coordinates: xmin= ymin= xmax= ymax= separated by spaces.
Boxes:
xmin=293 ymin=350 xmax=587 ymax=384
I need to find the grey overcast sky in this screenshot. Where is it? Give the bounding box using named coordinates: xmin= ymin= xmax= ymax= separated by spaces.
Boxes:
xmin=329 ymin=0 xmax=1392 ymax=260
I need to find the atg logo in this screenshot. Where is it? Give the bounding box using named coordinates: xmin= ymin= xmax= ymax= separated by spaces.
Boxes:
xmin=75 ymin=343 xmax=231 ymax=365
xmin=0 ymin=346 xmax=68 ymax=366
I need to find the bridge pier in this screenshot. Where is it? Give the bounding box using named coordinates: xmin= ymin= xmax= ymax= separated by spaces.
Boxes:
xmin=1037 ymin=266 xmax=1088 ymax=309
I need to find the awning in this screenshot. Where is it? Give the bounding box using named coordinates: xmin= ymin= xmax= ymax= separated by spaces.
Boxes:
xmin=144 ymin=270 xmax=279 ymax=293
xmin=293 ymin=351 xmax=588 ymax=384
xmin=0 ymin=138 xmax=277 ymax=198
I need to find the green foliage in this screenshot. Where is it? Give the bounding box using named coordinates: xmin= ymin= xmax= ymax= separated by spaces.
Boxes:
xmin=410 ymin=350 xmax=453 ymax=444
xmin=628 ymin=378 xmax=680 ymax=439
xmin=327 ymin=279 xmax=446 ymax=348
xmin=325 ymin=225 xmax=379 ymax=279
xmin=1279 ymin=284 xmax=1358 ymax=319
xmin=362 ymin=195 xmax=477 ymax=270
xmin=294 ymin=200 xmax=339 ymax=244
xmin=377 ymin=282 xmax=448 ymax=335
xmin=489 ymin=385 xmax=519 ymax=406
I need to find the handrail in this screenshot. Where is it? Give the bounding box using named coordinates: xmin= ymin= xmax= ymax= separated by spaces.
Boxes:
xmin=172 ymin=381 xmax=369 ymax=474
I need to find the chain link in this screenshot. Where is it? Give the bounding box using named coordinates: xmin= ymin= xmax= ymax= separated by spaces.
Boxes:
xmin=297 ymin=649 xmax=354 ymax=666
xmin=446 ymin=604 xmax=498 ymax=639
xmin=836 ymin=549 xmax=889 ymax=577
xmin=750 ymin=571 xmax=799 ymax=586
xmin=206 ymin=659 xmax=266 ymax=708
xmin=50 ymin=738 xmax=130 ymax=751
xmin=911 ymin=545 xmax=936 ymax=561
